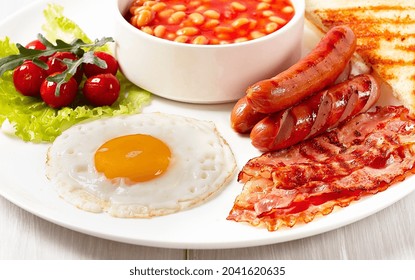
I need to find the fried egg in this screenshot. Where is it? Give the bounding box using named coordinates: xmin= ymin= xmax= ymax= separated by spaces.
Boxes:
xmin=46 ymin=112 xmax=236 ymax=217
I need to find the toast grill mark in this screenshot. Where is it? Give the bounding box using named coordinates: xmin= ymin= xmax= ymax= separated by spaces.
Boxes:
xmin=313 ymin=7 xmax=415 ymax=55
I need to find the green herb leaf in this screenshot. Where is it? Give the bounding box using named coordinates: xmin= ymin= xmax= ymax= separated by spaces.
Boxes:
xmin=0 ymin=35 xmax=113 ymax=76
xmin=0 ymin=35 xmax=114 ymax=96
xmin=0 ymin=46 xmax=43 ymax=76
xmin=47 ymin=50 xmax=108 ymax=96
xmin=82 ymin=50 xmax=108 ymax=68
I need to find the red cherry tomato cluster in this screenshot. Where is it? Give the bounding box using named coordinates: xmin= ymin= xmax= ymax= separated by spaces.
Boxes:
xmin=12 ymin=39 xmax=120 ymax=109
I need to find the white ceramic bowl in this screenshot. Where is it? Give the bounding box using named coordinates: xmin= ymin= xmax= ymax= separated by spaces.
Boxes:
xmin=113 ymin=0 xmax=305 ymax=104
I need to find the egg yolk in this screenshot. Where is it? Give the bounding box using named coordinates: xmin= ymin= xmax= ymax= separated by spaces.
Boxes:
xmin=94 ymin=134 xmax=171 ymax=183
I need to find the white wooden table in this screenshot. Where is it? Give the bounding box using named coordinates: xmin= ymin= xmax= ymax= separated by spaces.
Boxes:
xmin=1 ymin=0 xmax=415 ymax=260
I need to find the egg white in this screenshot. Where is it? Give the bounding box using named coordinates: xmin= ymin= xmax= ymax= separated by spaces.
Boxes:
xmin=46 ymin=112 xmax=237 ymax=218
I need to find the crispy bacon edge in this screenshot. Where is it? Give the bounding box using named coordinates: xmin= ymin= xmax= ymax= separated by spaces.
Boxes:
xmin=227 ymin=106 xmax=415 ymax=231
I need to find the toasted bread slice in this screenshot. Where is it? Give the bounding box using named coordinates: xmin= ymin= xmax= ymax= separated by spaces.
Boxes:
xmin=305 ymin=0 xmax=415 ymax=115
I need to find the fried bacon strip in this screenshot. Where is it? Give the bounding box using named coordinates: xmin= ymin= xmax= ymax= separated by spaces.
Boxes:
xmin=227 ymin=106 xmax=415 ymax=231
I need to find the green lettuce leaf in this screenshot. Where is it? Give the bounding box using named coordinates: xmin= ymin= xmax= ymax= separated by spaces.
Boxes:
xmin=42 ymin=3 xmax=92 ymax=45
xmin=0 ymin=5 xmax=152 ymax=143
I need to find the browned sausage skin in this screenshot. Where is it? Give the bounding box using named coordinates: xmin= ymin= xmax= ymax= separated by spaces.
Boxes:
xmin=246 ymin=25 xmax=357 ymax=114
xmin=231 ymin=59 xmax=353 ymax=134
xmin=230 ymin=96 xmax=267 ymax=134
xmin=250 ymin=74 xmax=381 ymax=152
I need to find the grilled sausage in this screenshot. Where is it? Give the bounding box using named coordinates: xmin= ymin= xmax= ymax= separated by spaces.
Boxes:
xmin=231 ymin=60 xmax=354 ymax=134
xmin=246 ymin=25 xmax=357 ymax=114
xmin=250 ymin=74 xmax=380 ymax=152
xmin=230 ymin=96 xmax=267 ymax=134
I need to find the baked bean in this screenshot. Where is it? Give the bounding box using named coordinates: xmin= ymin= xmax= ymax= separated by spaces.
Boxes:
xmin=158 ymin=9 xmax=174 ymax=19
xmin=231 ymin=2 xmax=247 ymax=12
xmin=195 ymin=6 xmax=208 ymax=12
xmin=269 ymin=15 xmax=286 ymax=24
xmin=172 ymin=4 xmax=187 ymax=11
xmin=192 ymin=35 xmax=209 ymax=44
xmin=166 ymin=32 xmax=176 ymax=40
xmin=250 ymin=30 xmax=265 ymax=39
xmin=189 ymin=1 xmax=202 ymax=7
xmin=132 ymin=9 xmax=154 ymax=27
xmin=129 ymin=6 xmax=139 ymax=15
xmin=130 ymin=15 xmax=137 ymax=26
xmin=177 ymin=27 xmax=200 ymax=36
xmin=203 ymin=9 xmax=220 ymax=19
xmin=132 ymin=6 xmax=150 ymax=16
xmin=231 ymin=17 xmax=250 ymax=29
xmin=174 ymin=35 xmax=189 ymax=43
xmin=125 ymin=0 xmax=295 ymax=45
xmin=189 ymin=13 xmax=205 ymax=25
xmin=265 ymin=22 xmax=278 ymax=33
xmin=141 ymin=26 xmax=154 ymax=35
xmin=143 ymin=1 xmax=157 ymax=7
xmin=217 ymin=33 xmax=231 ymax=40
xmin=257 ymin=2 xmax=270 ymax=10
xmin=168 ymin=11 xmax=186 ymax=24
xmin=154 ymin=25 xmax=167 ymax=37
xmin=151 ymin=2 xmax=167 ymax=12
xmin=262 ymin=10 xmax=274 ymax=17
xmin=214 ymin=26 xmax=234 ymax=34
xmin=282 ymin=6 xmax=294 ymax=13
xmin=204 ymin=19 xmax=220 ymax=29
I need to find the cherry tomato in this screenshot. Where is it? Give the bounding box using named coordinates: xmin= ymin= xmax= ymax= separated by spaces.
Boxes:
xmin=40 ymin=75 xmax=78 ymax=109
xmin=13 ymin=61 xmax=47 ymax=97
xmin=25 ymin=39 xmax=46 ymax=50
xmin=25 ymin=40 xmax=50 ymax=62
xmin=83 ymin=51 xmax=119 ymax=78
xmin=83 ymin=73 xmax=120 ymax=106
xmin=46 ymin=52 xmax=77 ymax=74
xmin=46 ymin=52 xmax=83 ymax=82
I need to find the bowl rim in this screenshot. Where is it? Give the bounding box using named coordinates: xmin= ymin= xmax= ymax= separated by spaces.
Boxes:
xmin=113 ymin=0 xmax=305 ymax=49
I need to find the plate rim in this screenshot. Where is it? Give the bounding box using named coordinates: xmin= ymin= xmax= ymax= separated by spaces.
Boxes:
xmin=1 ymin=0 xmax=415 ymax=250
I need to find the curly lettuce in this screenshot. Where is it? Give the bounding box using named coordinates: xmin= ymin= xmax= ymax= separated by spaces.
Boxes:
xmin=42 ymin=3 xmax=92 ymax=45
xmin=0 ymin=4 xmax=151 ymax=143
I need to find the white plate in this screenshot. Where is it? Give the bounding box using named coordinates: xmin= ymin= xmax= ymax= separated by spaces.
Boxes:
xmin=1 ymin=0 xmax=415 ymax=249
